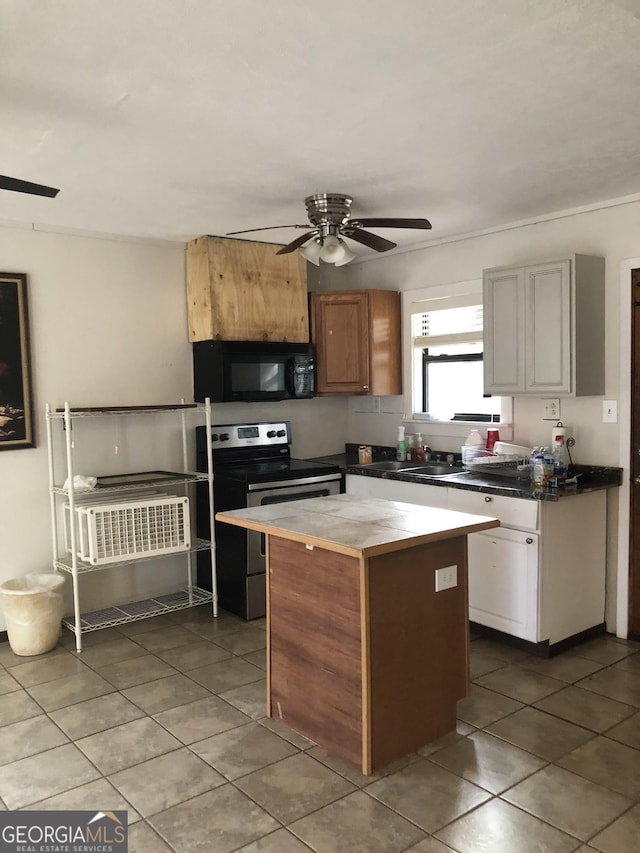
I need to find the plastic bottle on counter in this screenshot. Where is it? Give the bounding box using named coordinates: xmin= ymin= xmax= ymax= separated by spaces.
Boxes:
xmin=552 ymin=433 xmax=569 ymax=482
xmin=406 ymin=433 xmax=416 ymax=461
xmin=532 ymin=446 xmax=554 ymax=488
xmin=465 ymin=429 xmax=483 ymax=447
xmin=532 ymin=447 xmax=545 ymax=488
xmin=396 ymin=426 xmax=407 ymax=461
xmin=414 ymin=432 xmax=426 ymax=461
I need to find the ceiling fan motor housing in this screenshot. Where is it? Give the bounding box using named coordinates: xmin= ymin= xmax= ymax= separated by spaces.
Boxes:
xmin=305 ymin=193 xmax=353 ymax=228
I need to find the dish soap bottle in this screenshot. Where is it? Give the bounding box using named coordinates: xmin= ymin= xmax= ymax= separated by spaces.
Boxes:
xmin=396 ymin=426 xmax=407 ymax=461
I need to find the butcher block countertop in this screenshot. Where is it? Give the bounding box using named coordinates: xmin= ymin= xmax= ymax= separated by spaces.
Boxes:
xmin=215 ymin=493 xmax=500 ymax=558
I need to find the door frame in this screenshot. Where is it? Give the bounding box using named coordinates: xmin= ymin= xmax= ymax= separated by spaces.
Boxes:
xmin=618 ymin=257 xmax=639 ymax=639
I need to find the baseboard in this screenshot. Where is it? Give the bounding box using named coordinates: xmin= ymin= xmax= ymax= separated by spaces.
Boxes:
xmin=469 ymin=621 xmax=607 ymax=659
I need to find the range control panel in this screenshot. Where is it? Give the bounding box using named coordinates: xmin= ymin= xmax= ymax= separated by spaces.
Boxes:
xmin=209 ymin=421 xmax=291 ymax=449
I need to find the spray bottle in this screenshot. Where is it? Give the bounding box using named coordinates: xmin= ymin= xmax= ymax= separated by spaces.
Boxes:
xmin=396 ymin=425 xmax=407 ymax=461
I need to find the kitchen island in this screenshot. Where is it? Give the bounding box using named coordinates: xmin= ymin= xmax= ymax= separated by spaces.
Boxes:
xmin=216 ymin=494 xmax=499 ymax=775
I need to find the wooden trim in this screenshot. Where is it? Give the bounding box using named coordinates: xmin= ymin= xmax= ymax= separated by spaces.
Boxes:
xmin=360 ymin=554 xmax=372 ymax=776
xmin=630 ymin=266 xmax=640 ymax=635
xmin=265 ymin=536 xmax=272 ymax=717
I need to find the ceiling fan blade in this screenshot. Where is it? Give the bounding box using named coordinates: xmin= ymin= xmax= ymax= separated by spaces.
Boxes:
xmin=342 ymin=228 xmax=397 ymax=252
xmin=276 ymin=230 xmax=318 ymax=255
xmin=0 ymin=175 xmax=60 ymax=198
xmin=226 ymin=224 xmax=309 ymax=235
xmin=352 ymin=217 xmax=432 ymax=230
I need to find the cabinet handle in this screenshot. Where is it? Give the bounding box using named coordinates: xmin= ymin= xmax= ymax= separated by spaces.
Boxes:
xmin=484 ymin=496 xmax=493 ymax=502
xmin=363 ymin=385 xmax=369 ymax=390
xmin=526 ymin=537 xmax=534 ymax=544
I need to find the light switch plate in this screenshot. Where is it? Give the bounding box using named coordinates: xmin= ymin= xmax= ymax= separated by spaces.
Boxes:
xmin=543 ymin=399 xmax=560 ymax=420
xmin=435 ymin=565 xmax=458 ymax=592
xmin=603 ymin=400 xmax=618 ymax=423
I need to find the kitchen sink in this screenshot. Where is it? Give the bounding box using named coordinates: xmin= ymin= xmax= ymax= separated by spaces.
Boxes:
xmin=364 ymin=460 xmax=428 ymax=471
xmin=404 ymin=463 xmax=464 ymax=477
xmin=361 ymin=460 xmax=464 ymax=477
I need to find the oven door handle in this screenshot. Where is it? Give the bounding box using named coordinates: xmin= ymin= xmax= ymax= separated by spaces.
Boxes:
xmin=247 ymin=472 xmax=343 ymax=491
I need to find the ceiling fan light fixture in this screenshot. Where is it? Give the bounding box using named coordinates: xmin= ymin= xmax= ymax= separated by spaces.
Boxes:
xmin=334 ymin=241 xmax=357 ymax=267
xmin=300 ymin=239 xmax=322 ymax=265
xmin=319 ymin=235 xmax=349 ymax=264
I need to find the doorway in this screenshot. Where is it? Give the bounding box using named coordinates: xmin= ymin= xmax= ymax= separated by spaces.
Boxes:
xmin=630 ymin=267 xmax=640 ymax=637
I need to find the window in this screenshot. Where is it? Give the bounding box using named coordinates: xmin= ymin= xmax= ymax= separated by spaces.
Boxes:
xmin=402 ymin=281 xmax=511 ymax=437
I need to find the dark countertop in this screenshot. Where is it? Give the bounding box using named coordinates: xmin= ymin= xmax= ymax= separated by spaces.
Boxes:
xmin=306 ymin=450 xmax=623 ymax=502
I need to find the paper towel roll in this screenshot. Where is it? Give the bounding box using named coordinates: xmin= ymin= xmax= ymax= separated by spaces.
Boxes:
xmin=551 ymin=423 xmax=569 ymax=444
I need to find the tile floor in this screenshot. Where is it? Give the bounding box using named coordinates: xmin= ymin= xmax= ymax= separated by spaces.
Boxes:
xmin=1 ymin=608 xmax=640 ymax=852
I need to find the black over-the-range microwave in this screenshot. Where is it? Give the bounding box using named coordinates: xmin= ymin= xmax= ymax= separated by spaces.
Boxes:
xmin=193 ymin=340 xmax=315 ymax=403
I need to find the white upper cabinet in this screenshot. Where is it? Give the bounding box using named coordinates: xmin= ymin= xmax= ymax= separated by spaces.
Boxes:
xmin=483 ymin=254 xmax=604 ymax=396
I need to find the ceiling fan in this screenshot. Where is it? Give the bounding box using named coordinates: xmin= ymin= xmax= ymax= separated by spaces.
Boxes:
xmin=227 ymin=193 xmax=432 ymax=266
xmin=0 ymin=175 xmax=60 ymax=198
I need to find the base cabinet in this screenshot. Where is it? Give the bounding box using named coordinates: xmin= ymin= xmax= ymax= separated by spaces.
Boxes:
xmin=448 ymin=488 xmax=607 ymax=646
xmin=347 ymin=472 xmax=609 ymax=647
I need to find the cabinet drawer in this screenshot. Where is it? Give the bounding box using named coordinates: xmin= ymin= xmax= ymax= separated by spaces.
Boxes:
xmin=346 ymin=474 xmax=448 ymax=508
xmin=447 ymin=488 xmax=538 ymax=532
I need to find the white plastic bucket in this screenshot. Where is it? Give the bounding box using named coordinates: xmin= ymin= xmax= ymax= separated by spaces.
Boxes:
xmin=0 ymin=573 xmax=66 ymax=656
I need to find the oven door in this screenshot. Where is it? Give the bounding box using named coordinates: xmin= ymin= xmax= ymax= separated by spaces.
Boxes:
xmin=245 ymin=474 xmax=342 ymax=573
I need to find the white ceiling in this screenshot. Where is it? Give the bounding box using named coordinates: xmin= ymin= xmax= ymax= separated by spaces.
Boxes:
xmin=3 ymin=0 xmax=640 ymax=258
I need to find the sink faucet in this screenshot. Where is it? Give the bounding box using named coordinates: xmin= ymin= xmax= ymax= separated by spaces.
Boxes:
xmin=423 ymin=445 xmax=432 ymax=460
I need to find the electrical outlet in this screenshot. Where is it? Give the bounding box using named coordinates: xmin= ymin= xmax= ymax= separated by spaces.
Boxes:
xmin=543 ymin=399 xmax=560 ymax=420
xmin=435 ymin=565 xmax=458 ymax=592
xmin=603 ymin=400 xmax=618 ymax=423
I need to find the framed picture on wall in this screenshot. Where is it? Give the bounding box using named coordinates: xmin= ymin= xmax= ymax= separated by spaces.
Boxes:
xmin=0 ymin=272 xmax=34 ymax=449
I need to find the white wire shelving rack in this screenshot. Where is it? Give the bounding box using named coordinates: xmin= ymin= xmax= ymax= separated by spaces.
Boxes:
xmin=45 ymin=399 xmax=216 ymax=652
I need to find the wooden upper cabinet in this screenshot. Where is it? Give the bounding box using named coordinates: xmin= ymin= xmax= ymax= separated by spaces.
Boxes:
xmin=186 ymin=235 xmax=309 ymax=342
xmin=311 ymin=290 xmax=402 ymax=395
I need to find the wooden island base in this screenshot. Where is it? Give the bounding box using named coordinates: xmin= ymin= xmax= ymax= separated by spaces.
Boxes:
xmin=215 ymin=494 xmax=499 ymax=775
xmin=268 ymin=534 xmax=469 ymax=774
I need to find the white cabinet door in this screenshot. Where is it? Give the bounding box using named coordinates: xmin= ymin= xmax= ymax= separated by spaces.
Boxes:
xmin=345 ymin=474 xmax=448 ymax=508
xmin=483 ymin=255 xmax=604 ymax=397
xmin=467 ymin=526 xmax=539 ymax=642
xmin=483 ymin=267 xmax=525 ymax=393
xmin=526 ymin=260 xmax=571 ymax=393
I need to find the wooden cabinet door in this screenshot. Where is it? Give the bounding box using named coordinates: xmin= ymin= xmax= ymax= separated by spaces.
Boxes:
xmin=312 ymin=292 xmax=371 ymax=394
xmin=483 ymin=268 xmax=526 ymax=393
xmin=525 ymin=260 xmax=571 ymax=393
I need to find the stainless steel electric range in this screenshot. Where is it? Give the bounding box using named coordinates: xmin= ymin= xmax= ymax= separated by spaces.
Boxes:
xmin=195 ymin=421 xmax=343 ymax=619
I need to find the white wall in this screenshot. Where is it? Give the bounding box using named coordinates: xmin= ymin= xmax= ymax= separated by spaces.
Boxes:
xmin=321 ymin=199 xmax=640 ymax=635
xmin=0 ymin=225 xmax=347 ymax=631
